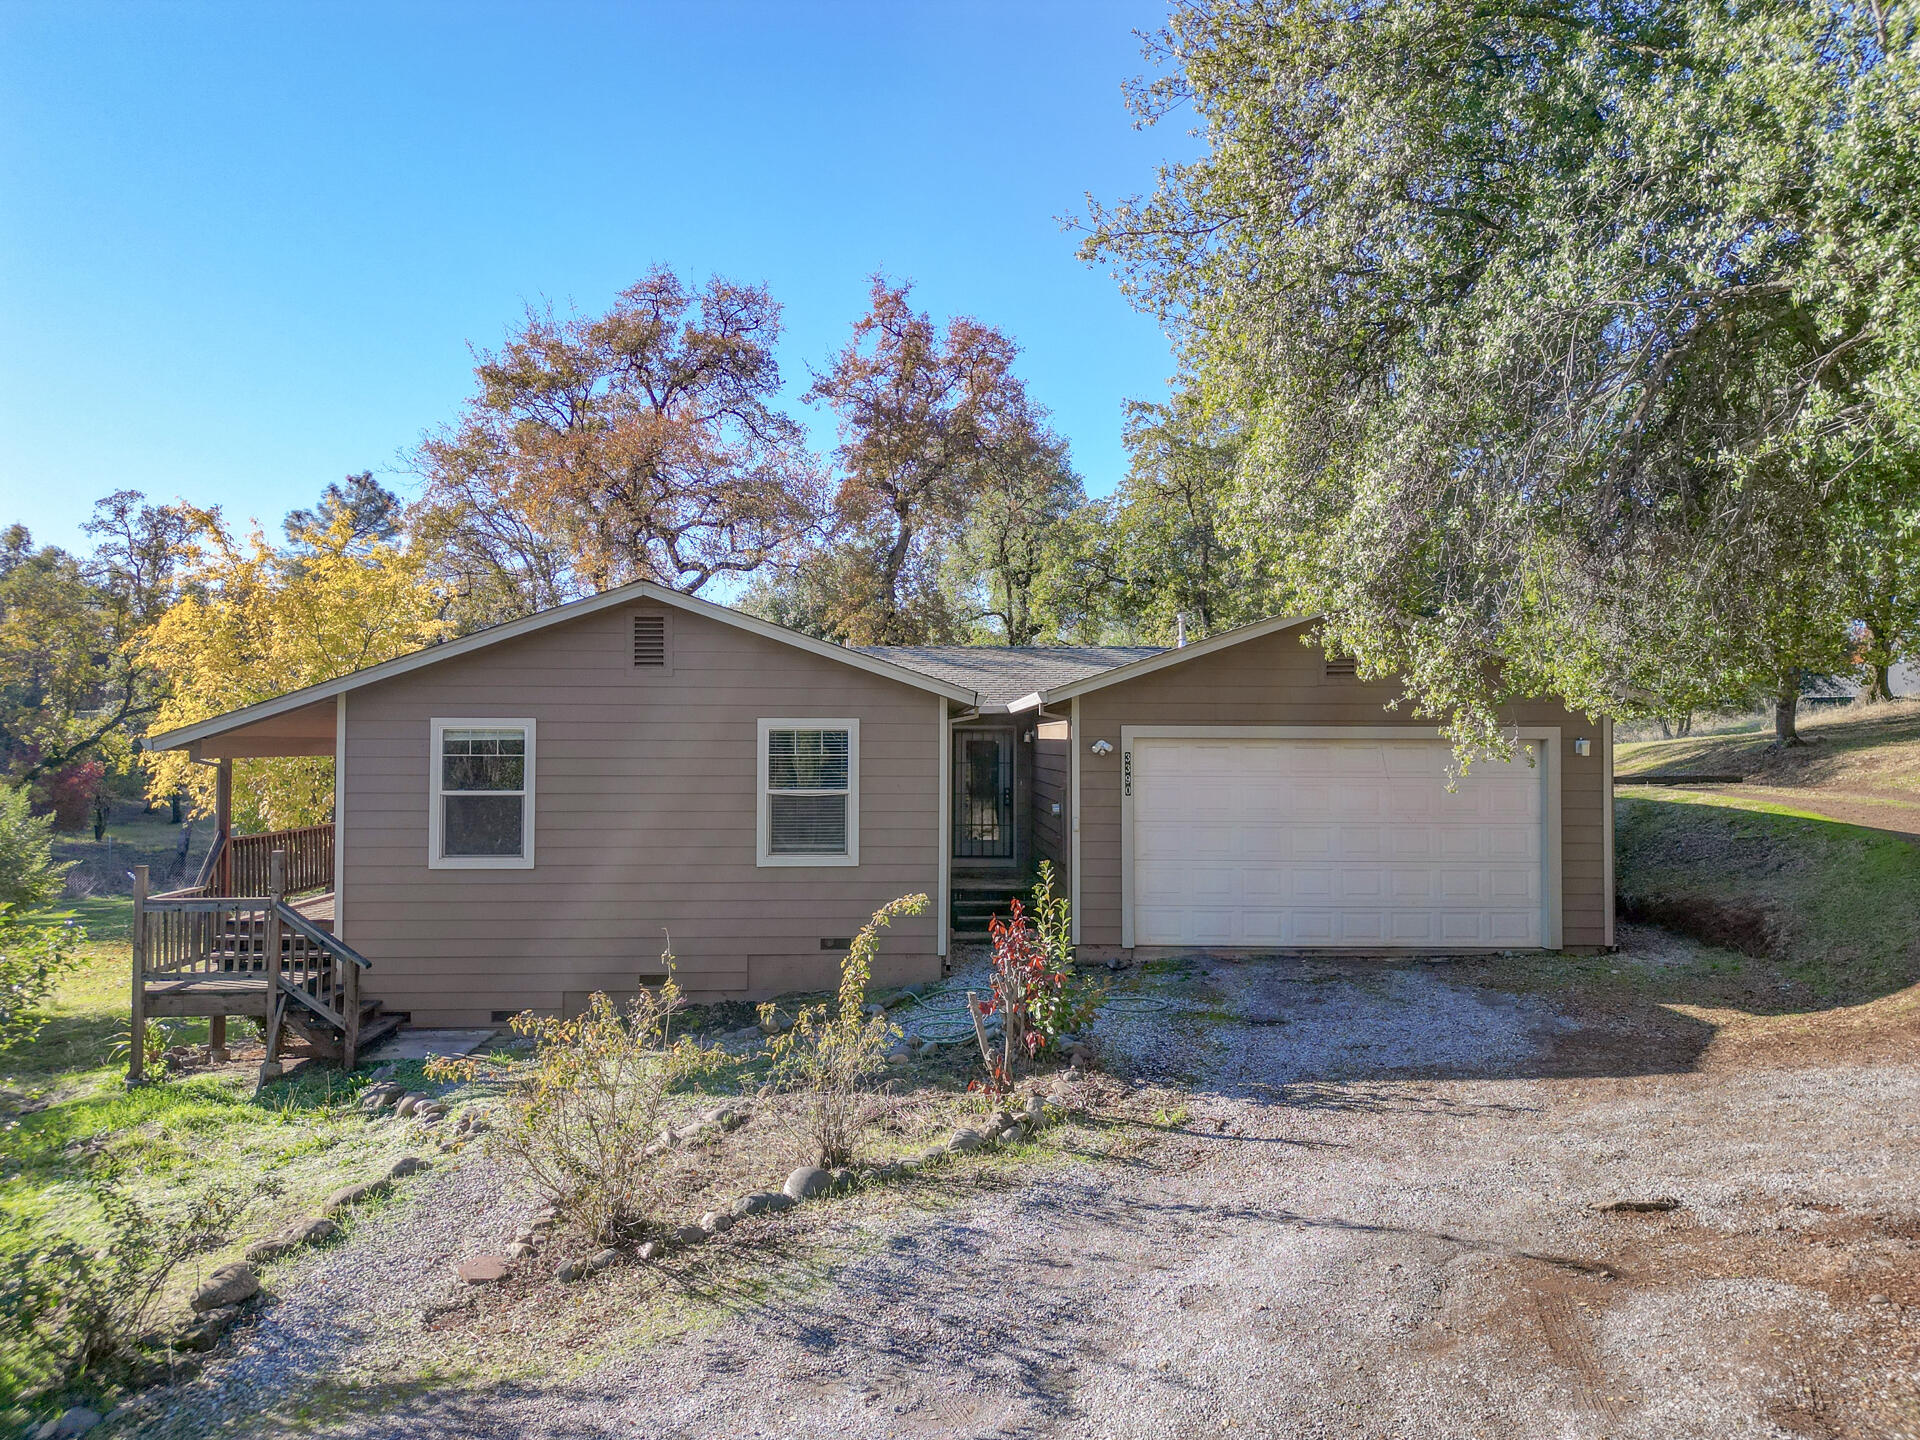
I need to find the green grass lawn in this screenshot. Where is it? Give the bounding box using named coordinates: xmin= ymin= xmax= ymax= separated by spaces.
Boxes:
xmin=1614 ymin=785 xmax=1920 ymax=1009
xmin=0 ymin=898 xmax=502 ymax=1418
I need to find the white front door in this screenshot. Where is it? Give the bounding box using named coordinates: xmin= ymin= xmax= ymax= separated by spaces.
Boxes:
xmin=1129 ymin=737 xmax=1549 ymax=948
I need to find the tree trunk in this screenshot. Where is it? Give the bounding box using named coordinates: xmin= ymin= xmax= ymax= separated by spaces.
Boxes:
xmin=1658 ymin=719 xmax=1672 ymax=740
xmin=1774 ymin=679 xmax=1802 ymax=746
xmin=1677 ymin=712 xmax=1692 ymax=738
xmin=1865 ymin=660 xmax=1894 ymax=705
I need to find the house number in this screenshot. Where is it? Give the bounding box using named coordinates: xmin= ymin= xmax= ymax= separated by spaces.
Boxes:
xmin=1123 ymin=750 xmax=1132 ymax=796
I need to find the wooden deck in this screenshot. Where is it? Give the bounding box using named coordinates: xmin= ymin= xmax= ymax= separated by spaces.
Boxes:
xmin=289 ymin=891 xmax=333 ymax=930
xmin=144 ymin=975 xmax=272 ymax=1018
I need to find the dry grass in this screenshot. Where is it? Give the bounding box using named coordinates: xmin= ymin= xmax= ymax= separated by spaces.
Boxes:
xmin=1617 ymin=698 xmax=1920 ymax=795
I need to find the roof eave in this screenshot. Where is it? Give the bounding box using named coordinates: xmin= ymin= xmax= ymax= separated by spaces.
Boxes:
xmin=143 ymin=580 xmax=978 ymax=752
xmin=1033 ymin=616 xmax=1318 ymax=706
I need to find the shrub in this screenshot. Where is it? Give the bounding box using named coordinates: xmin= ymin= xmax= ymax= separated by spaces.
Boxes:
xmin=0 ymin=781 xmax=65 ymax=913
xmin=762 ymin=892 xmax=929 ymax=1167
xmin=0 ymin=1172 xmax=269 ymax=1391
xmin=970 ymin=861 xmax=1099 ymax=1090
xmin=458 ymin=973 xmax=726 ymax=1245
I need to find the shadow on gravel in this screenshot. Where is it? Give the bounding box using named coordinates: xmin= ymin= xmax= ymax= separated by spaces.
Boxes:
xmin=1093 ymin=952 xmax=1719 ymax=1096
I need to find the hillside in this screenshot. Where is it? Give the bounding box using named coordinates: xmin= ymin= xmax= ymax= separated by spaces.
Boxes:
xmin=1616 ymin=699 xmax=1920 ymax=841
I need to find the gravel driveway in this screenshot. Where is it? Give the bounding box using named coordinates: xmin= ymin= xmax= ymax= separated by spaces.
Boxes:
xmin=127 ymin=929 xmax=1920 ymax=1440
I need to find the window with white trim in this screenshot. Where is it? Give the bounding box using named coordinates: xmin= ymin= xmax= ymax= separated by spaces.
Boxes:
xmin=430 ymin=719 xmax=535 ymax=868
xmin=757 ymin=719 xmax=858 ymax=866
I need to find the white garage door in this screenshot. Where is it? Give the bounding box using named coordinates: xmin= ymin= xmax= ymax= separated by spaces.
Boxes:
xmin=1129 ymin=737 xmax=1548 ymax=948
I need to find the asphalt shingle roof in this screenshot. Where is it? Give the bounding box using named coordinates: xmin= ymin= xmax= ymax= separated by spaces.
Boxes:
xmin=855 ymin=644 xmax=1165 ymax=706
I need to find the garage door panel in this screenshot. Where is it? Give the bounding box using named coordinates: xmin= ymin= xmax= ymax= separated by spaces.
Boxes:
xmin=1290 ymin=868 xmax=1334 ymax=901
xmin=1131 ymin=738 xmax=1547 ymax=949
xmin=1488 ymin=828 xmax=1536 ymax=861
xmin=1291 ymin=825 xmax=1335 ymax=859
xmin=1490 ymin=911 xmax=1538 ymax=944
xmin=1390 ymin=869 xmax=1434 ymax=900
xmin=1490 ymin=868 xmax=1537 ymax=901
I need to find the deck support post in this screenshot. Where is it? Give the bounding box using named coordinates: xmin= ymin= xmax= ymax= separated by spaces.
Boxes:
xmin=129 ymin=865 xmax=148 ymax=1086
xmin=260 ymin=850 xmax=285 ymax=1081
xmin=208 ymin=1015 xmax=228 ymax=1064
xmin=214 ymin=758 xmax=233 ymax=896
xmin=341 ymin=958 xmax=360 ymax=1071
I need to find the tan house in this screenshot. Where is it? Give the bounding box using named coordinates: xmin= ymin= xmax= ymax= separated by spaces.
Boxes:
xmin=133 ymin=581 xmax=1614 ymax=1068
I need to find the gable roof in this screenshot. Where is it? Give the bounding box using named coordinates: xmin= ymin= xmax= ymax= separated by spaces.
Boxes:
xmin=1007 ymin=615 xmax=1317 ymax=709
xmin=855 ymin=644 xmax=1164 ymax=709
xmin=142 ymin=579 xmax=979 ymax=753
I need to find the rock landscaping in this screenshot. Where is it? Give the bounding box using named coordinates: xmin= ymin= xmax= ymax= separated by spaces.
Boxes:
xmin=189 ymin=1264 xmax=259 ymax=1314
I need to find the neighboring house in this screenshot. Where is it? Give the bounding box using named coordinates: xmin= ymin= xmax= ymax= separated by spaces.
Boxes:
xmin=137 ymin=581 xmax=1614 ymax=1054
xmin=1800 ymin=661 xmax=1920 ymax=708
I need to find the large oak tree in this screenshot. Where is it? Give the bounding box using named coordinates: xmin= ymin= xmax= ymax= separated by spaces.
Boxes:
xmin=415 ymin=267 xmax=825 ymax=626
xmin=800 ymin=278 xmax=1059 ymax=644
xmin=1086 ymin=0 xmax=1920 ymax=747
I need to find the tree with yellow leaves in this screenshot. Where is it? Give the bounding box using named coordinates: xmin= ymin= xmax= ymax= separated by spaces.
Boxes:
xmin=143 ymin=506 xmax=448 ymax=830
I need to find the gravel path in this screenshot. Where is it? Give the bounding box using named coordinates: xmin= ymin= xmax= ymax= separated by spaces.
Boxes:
xmin=126 ymin=934 xmax=1920 ymax=1440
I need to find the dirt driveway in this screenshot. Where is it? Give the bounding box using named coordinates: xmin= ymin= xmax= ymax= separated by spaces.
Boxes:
xmin=139 ymin=928 xmax=1920 ymax=1440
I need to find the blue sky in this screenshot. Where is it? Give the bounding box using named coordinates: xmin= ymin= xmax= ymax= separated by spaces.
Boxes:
xmin=0 ymin=1 xmax=1188 ymax=554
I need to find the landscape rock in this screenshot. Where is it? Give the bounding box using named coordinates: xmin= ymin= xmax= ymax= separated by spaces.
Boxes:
xmin=36 ymin=1406 xmax=101 ymax=1438
xmin=700 ymin=1210 xmax=733 ymax=1234
xmin=191 ymin=1263 xmax=259 ymax=1313
xmin=829 ymin=1166 xmax=853 ymax=1190
xmin=395 ymin=1095 xmax=420 ymax=1117
xmin=555 ymin=1258 xmax=585 ymax=1283
xmin=507 ymin=1241 xmax=536 ymax=1259
xmin=323 ymin=1177 xmax=392 ymax=1214
xmin=455 ymin=1254 xmax=511 ymax=1284
xmin=670 ymin=1224 xmax=707 ymax=1246
xmin=948 ymin=1127 xmax=985 ymax=1152
xmin=785 ymin=1166 xmax=832 ymax=1201
xmin=587 ymin=1247 xmax=620 ymax=1273
xmin=637 ymin=1241 xmax=659 ymax=1261
xmin=175 ymin=1304 xmax=241 ymax=1352
xmin=388 ymin=1154 xmax=432 ymax=1179
xmin=1023 ymin=1094 xmax=1045 ymax=1121
xmin=245 ymin=1215 xmax=338 ymax=1263
xmin=732 ymin=1191 xmax=782 ymax=1217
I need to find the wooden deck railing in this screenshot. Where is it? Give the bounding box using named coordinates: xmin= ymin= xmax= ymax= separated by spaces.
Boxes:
xmin=132 ymin=848 xmax=372 ymax=1080
xmin=228 ymin=824 xmax=332 ymax=897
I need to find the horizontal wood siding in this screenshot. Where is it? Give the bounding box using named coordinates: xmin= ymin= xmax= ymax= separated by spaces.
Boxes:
xmin=1076 ymin=628 xmax=1609 ymax=951
xmin=343 ymin=603 xmax=940 ymax=1023
xmin=1032 ymin=725 xmax=1070 ymax=873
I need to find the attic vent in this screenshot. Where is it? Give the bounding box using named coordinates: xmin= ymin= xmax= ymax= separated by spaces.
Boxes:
xmin=1323 ymin=654 xmax=1359 ymax=678
xmin=633 ymin=613 xmax=667 ymax=668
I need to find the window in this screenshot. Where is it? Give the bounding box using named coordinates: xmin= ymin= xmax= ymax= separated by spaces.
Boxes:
xmin=429 ymin=719 xmax=535 ymax=868
xmin=757 ymin=719 xmax=858 ymax=866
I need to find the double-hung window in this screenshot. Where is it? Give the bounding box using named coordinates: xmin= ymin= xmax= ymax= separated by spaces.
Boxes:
xmin=430 ymin=719 xmax=535 ymax=868
xmin=757 ymin=719 xmax=858 ymax=866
